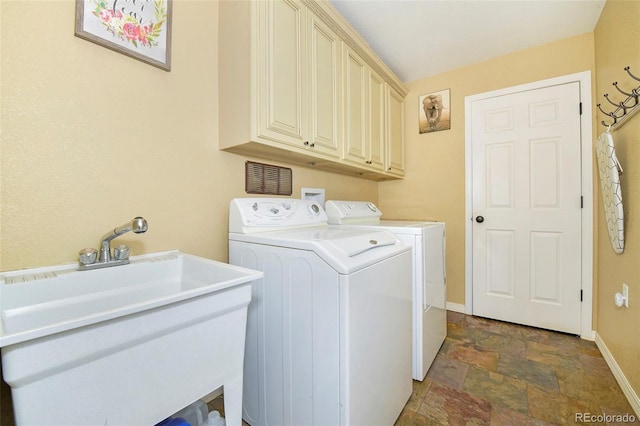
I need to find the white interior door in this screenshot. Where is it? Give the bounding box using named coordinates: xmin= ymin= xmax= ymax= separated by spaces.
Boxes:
xmin=470 ymin=82 xmax=583 ymax=335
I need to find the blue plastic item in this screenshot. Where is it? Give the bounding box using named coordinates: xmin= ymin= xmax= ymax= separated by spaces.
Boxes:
xmin=155 ymin=417 xmax=191 ymax=426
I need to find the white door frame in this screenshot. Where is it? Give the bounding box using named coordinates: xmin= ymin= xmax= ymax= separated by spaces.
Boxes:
xmin=464 ymin=71 xmax=594 ymax=340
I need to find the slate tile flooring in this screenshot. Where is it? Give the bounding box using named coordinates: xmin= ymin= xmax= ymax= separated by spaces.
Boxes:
xmin=210 ymin=310 xmax=638 ymax=425
xmin=395 ymin=311 xmax=639 ymax=425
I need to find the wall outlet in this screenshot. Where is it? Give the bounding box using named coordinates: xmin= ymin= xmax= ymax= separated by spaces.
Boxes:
xmin=623 ymin=283 xmax=629 ymax=308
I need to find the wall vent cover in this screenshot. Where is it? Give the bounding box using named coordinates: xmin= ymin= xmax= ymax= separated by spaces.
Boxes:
xmin=245 ymin=161 xmax=292 ymax=195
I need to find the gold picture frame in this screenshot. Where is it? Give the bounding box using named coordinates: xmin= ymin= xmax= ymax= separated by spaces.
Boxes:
xmin=75 ymin=0 xmax=172 ymax=71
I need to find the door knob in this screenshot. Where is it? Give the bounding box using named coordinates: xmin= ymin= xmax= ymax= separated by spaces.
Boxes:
xmin=475 ymin=216 xmax=485 ymax=223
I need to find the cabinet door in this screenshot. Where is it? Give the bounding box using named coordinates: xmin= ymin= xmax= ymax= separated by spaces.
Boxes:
xmin=257 ymin=0 xmax=306 ymax=147
xmin=368 ymin=69 xmax=385 ymax=170
xmin=343 ymin=46 xmax=367 ymax=164
xmin=386 ymin=85 xmax=405 ymax=176
xmin=307 ymin=13 xmax=341 ymax=158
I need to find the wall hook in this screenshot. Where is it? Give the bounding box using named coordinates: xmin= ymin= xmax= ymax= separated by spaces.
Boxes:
xmin=597 ymin=66 xmax=640 ymax=131
xmin=597 ymin=103 xmax=624 ymax=119
xmin=612 ymin=81 xmax=640 ymax=99
xmin=625 ymin=66 xmax=640 ymax=82
xmin=603 ymin=93 xmax=628 ymax=111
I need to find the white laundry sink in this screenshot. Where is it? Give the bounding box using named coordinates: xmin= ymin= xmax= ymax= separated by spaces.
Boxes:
xmin=0 ymin=250 xmax=262 ymax=426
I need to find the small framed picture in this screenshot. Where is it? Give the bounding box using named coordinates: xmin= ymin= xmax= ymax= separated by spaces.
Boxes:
xmin=419 ymin=89 xmax=451 ymax=134
xmin=75 ymin=0 xmax=172 ymax=71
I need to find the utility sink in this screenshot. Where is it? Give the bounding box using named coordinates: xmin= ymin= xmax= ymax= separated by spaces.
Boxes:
xmin=0 ymin=250 xmax=262 ymax=426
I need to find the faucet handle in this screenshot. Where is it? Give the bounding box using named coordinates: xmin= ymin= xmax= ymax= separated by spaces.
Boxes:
xmin=113 ymin=245 xmax=131 ymax=261
xmin=78 ymin=248 xmax=98 ymax=265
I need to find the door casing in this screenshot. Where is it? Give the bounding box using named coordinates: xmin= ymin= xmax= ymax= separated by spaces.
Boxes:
xmin=464 ymin=71 xmax=594 ymax=340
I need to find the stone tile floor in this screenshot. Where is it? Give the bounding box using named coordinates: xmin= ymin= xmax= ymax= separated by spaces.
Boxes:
xmin=211 ymin=311 xmax=638 ymax=426
xmin=395 ymin=311 xmax=638 ymax=425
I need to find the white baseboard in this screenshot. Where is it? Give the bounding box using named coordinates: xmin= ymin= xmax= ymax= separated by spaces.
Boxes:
xmin=582 ymin=329 xmax=596 ymax=342
xmin=595 ymin=332 xmax=640 ymax=417
xmin=446 ymin=302 xmax=466 ymax=313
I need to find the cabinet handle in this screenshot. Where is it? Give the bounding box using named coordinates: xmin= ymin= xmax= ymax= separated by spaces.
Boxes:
xmin=304 ymin=141 xmax=309 ymax=146
xmin=310 ymin=143 xmax=315 ymax=148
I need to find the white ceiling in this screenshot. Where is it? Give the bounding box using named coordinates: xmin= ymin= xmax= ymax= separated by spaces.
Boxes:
xmin=329 ymin=0 xmax=606 ymax=83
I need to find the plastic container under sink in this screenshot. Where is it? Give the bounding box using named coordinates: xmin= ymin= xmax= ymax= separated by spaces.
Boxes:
xmin=173 ymin=400 xmax=208 ymax=426
xmin=207 ymin=410 xmax=226 ymax=426
xmin=165 ymin=400 xmax=225 ymax=426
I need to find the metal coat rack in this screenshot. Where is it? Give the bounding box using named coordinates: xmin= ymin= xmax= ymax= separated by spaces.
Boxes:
xmin=597 ymin=66 xmax=640 ymax=131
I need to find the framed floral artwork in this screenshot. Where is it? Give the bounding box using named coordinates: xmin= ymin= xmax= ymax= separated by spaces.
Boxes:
xmin=75 ymin=0 xmax=172 ymax=71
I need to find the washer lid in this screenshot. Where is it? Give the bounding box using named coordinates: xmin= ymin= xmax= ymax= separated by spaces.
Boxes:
xmin=229 ymin=227 xmax=409 ymax=274
xmin=324 ymin=229 xmax=397 ymax=256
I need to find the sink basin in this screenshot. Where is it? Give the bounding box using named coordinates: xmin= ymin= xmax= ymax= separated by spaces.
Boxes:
xmin=0 ymin=250 xmax=261 ymax=346
xmin=0 ymin=250 xmax=262 ymax=425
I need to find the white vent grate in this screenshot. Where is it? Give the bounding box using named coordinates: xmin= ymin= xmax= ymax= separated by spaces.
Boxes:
xmin=245 ymin=161 xmax=292 ymax=195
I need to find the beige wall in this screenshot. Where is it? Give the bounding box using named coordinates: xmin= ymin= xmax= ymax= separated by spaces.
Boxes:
xmin=378 ymin=33 xmax=596 ymax=305
xmin=0 ymin=0 xmax=377 ymax=272
xmin=594 ymin=0 xmax=640 ymax=400
xmin=2 ymin=0 xmax=639 ymax=421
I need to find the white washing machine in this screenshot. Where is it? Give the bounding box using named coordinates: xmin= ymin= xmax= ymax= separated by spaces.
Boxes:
xmin=325 ymin=200 xmax=447 ymax=381
xmin=228 ymin=198 xmax=412 ymax=426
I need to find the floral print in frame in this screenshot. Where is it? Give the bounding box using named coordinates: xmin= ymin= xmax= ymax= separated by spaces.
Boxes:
xmin=75 ymin=0 xmax=172 ymax=71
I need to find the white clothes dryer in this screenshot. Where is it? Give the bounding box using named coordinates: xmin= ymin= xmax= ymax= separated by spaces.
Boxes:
xmin=228 ymin=198 xmax=412 ymax=426
xmin=325 ymin=200 xmax=447 ymax=381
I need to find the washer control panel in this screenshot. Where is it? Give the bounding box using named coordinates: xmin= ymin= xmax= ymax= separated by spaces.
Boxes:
xmin=230 ymin=198 xmax=327 ymax=233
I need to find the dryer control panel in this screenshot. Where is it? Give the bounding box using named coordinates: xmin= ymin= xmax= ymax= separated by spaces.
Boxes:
xmin=229 ymin=198 xmax=327 ymax=233
xmin=325 ymin=200 xmax=382 ymax=225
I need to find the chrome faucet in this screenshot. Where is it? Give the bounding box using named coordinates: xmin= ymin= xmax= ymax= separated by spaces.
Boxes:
xmin=78 ymin=217 xmax=148 ymax=271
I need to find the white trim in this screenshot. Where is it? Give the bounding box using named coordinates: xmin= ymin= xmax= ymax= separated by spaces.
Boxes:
xmin=583 ymin=329 xmax=596 ymax=342
xmin=595 ymin=332 xmax=640 ymax=417
xmin=464 ymin=71 xmax=594 ymax=337
xmin=446 ymin=302 xmax=466 ymax=314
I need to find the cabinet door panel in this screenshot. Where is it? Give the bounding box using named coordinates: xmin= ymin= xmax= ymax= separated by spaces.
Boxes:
xmin=343 ymin=48 xmax=367 ymax=162
xmin=368 ymin=70 xmax=385 ymax=170
xmin=308 ymin=14 xmax=340 ymax=157
xmin=386 ymin=85 xmax=405 ymax=176
xmin=259 ymin=0 xmax=305 ymax=145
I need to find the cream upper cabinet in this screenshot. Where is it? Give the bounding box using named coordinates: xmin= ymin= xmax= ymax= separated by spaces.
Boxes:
xmin=386 ymin=84 xmax=406 ymax=176
xmin=256 ymin=0 xmax=341 ymax=158
xmin=219 ymin=0 xmax=407 ymax=181
xmin=255 ymin=0 xmax=305 ymax=147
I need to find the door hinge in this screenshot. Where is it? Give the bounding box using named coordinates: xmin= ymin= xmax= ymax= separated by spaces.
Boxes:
xmin=579 ymin=102 xmax=583 ymax=115
xmin=580 ymin=289 xmax=583 ymax=302
xmin=581 ymin=196 xmax=584 ymax=208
